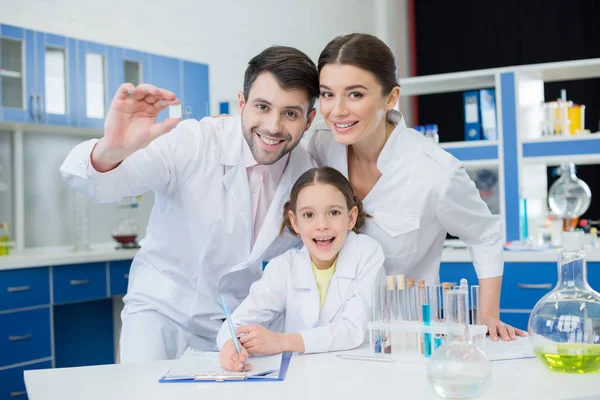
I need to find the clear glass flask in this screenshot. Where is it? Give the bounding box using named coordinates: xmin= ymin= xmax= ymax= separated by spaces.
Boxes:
xmin=548 ymin=163 xmax=592 ymax=220
xmin=427 ymin=284 xmax=491 ymax=398
xmin=528 ymin=231 xmax=600 ymax=373
xmin=112 ymin=196 xmax=140 ymax=248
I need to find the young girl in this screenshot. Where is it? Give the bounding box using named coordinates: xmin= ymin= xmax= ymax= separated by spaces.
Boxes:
xmin=217 ymin=166 xmax=385 ymax=371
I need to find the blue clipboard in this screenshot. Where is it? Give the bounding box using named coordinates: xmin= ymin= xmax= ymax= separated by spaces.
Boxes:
xmin=158 ymin=352 xmax=292 ymax=383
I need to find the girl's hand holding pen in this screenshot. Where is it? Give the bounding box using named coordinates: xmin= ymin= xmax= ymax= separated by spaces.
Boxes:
xmin=236 ymin=325 xmax=286 ymax=355
xmin=219 ymin=339 xmax=251 ymax=372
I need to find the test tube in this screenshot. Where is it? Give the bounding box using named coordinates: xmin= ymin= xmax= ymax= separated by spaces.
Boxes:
xmin=395 ymin=274 xmax=407 ymax=353
xmin=417 ymin=280 xmax=426 ymax=354
xmin=430 ymin=284 xmax=442 ymax=322
xmin=417 ymin=280 xmax=426 ymax=320
xmin=407 ymin=278 xmax=418 ymax=353
xmin=470 ymin=285 xmax=481 ymax=325
xmin=383 ymin=276 xmax=395 ymax=354
xmin=422 ymin=284 xmax=434 ymax=358
xmin=396 ymin=274 xmax=406 ymax=320
xmin=470 ymin=284 xmax=484 ymax=349
xmin=372 ymin=283 xmax=382 ymax=353
xmin=430 ymin=284 xmax=442 ymax=354
xmin=441 ymin=282 xmax=452 ymax=321
xmin=422 ymin=303 xmax=432 ymax=357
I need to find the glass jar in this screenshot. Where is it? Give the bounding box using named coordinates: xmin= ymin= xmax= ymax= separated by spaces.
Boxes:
xmin=427 ymin=282 xmax=491 ymax=398
xmin=528 ymin=231 xmax=600 ymax=373
xmin=548 ymin=163 xmax=592 ymax=220
xmin=112 ymin=196 xmax=140 ymax=248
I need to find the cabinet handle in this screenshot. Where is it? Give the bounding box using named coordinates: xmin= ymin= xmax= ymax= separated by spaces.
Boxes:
xmin=29 ymin=94 xmax=36 ymax=120
xmin=7 ymin=285 xmax=31 ymax=293
xmin=517 ymin=283 xmax=552 ymax=290
xmin=36 ymin=94 xmax=44 ymax=121
xmin=9 ymin=333 xmax=32 ymax=341
xmin=10 ymin=391 xmax=27 ymax=397
xmin=124 ymin=274 xmax=129 ymax=279
xmin=70 ymin=279 xmax=91 ymax=286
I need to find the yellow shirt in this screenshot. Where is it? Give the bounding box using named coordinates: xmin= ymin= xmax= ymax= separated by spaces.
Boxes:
xmin=312 ymin=259 xmax=337 ymax=309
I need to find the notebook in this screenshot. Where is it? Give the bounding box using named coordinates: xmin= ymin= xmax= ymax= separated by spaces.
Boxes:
xmin=159 ymin=347 xmax=292 ymax=383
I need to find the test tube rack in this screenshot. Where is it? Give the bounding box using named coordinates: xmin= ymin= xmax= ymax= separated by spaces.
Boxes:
xmin=367 ymin=320 xmax=488 ymax=362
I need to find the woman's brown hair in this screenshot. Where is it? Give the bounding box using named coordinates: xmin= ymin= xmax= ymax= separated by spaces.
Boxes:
xmin=318 ymin=33 xmax=399 ymax=95
xmin=280 ymin=167 xmax=368 ymax=235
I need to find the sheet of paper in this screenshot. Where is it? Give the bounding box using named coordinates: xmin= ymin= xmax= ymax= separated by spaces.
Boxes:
xmin=164 ymin=348 xmax=281 ymax=379
xmin=484 ymin=336 xmax=536 ymax=361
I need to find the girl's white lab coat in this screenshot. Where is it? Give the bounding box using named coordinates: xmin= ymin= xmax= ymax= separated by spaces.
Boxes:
xmin=216 ymin=232 xmax=385 ymax=354
xmin=307 ymin=110 xmax=503 ymax=285
xmin=59 ymin=116 xmax=316 ymax=354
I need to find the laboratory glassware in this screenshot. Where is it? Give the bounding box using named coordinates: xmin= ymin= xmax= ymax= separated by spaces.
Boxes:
xmin=427 ymin=282 xmax=491 ymax=399
xmin=528 ymin=231 xmax=600 ymax=373
xmin=112 ymin=196 xmax=141 ymax=249
xmin=548 ymin=163 xmax=591 ymax=221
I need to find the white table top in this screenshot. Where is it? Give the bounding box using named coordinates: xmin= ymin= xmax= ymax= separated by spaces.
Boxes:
xmin=24 ymin=341 xmax=600 ymax=400
xmin=3 ymin=244 xmax=600 ymax=272
xmin=0 ymin=243 xmax=137 ymax=271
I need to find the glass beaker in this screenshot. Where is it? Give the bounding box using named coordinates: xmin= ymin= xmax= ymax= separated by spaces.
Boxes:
xmin=112 ymin=196 xmax=140 ymax=248
xmin=528 ymin=231 xmax=600 ymax=373
xmin=548 ymin=163 xmax=591 ymax=221
xmin=427 ymin=285 xmax=491 ymax=398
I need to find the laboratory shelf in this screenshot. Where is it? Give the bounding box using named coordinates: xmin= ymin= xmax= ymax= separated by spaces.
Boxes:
xmin=439 ymin=140 xmax=498 ymax=162
xmin=399 ymin=69 xmax=497 ymax=96
xmin=522 ymin=135 xmax=600 ymax=165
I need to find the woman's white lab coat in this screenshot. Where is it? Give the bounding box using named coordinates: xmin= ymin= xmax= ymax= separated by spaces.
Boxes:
xmin=59 ymin=116 xmax=316 ymax=355
xmin=307 ymin=110 xmax=503 ymax=285
xmin=216 ymin=232 xmax=385 ymax=354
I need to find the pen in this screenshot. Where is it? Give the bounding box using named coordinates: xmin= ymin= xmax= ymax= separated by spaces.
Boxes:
xmin=220 ymin=294 xmax=245 ymax=372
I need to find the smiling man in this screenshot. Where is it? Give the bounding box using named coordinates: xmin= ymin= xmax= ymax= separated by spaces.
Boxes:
xmin=59 ymin=46 xmax=319 ymax=363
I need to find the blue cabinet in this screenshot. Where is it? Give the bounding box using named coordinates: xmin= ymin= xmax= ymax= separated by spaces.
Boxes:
xmin=440 ymin=261 xmax=600 ymax=332
xmin=109 ymin=259 xmax=131 ymax=296
xmin=150 ymin=55 xmax=181 ymax=123
xmin=52 ymin=262 xmax=108 ymax=305
xmin=0 ymin=360 xmax=52 ymax=400
xmin=36 ymin=33 xmax=77 ymax=126
xmin=76 ymin=41 xmax=115 ymax=129
xmin=0 ymin=25 xmax=77 ymax=125
xmin=0 ymin=25 xmax=34 ymax=122
xmin=500 ymin=312 xmax=530 ymax=331
xmin=439 ymin=262 xmax=478 ymax=288
xmin=0 ymin=267 xmax=50 ymax=312
xmin=2 ymin=24 xmax=209 ymax=129
xmin=113 ymin=48 xmax=150 ymax=93
xmin=182 ymin=61 xmax=210 ymax=120
xmin=0 ymin=308 xmax=51 ymax=367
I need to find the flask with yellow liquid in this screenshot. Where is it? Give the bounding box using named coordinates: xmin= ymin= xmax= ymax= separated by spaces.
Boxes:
xmin=0 ymin=222 xmax=9 ymax=256
xmin=528 ymin=231 xmax=600 ymax=373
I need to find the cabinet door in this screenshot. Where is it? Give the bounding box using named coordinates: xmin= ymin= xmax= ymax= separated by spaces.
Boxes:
xmin=0 ymin=25 xmax=35 ymax=123
xmin=36 ymin=33 xmax=77 ymax=126
xmin=77 ymin=40 xmax=114 ymax=129
xmin=113 ymin=48 xmax=150 ymax=93
xmin=149 ymin=55 xmax=180 ymax=123
xmin=182 ymin=61 xmax=209 ymax=120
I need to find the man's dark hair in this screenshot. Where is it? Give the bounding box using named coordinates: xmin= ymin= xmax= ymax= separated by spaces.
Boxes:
xmin=243 ymin=46 xmax=319 ymax=111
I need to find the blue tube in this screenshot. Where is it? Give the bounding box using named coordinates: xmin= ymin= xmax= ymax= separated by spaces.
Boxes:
xmin=422 ymin=304 xmax=432 ymax=358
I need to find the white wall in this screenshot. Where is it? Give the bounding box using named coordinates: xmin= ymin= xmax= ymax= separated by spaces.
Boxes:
xmin=0 ymin=0 xmax=391 ymax=115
